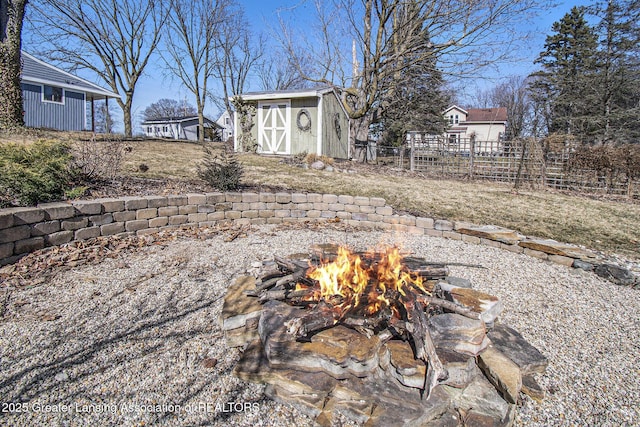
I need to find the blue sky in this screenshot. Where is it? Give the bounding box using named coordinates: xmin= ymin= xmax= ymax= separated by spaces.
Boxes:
xmin=24 ymin=0 xmax=594 ymax=133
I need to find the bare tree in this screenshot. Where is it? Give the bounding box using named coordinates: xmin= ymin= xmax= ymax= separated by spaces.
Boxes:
xmin=161 ymin=0 xmax=224 ymax=143
xmin=0 ymin=0 xmax=27 ymax=129
xmin=258 ymin=49 xmax=311 ymax=91
xmin=141 ymin=98 xmax=197 ymax=121
xmin=281 ymin=0 xmax=548 ymax=158
xmin=473 ymin=76 xmax=532 ymax=139
xmin=27 ymin=0 xmax=166 ymax=137
xmin=213 ymin=2 xmax=264 ymax=121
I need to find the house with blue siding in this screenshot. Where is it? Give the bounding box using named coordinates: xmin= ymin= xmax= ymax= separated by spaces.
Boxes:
xmin=20 ymin=51 xmax=120 ymax=131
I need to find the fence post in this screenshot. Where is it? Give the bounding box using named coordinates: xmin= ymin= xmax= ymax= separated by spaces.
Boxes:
xmin=410 ymin=132 xmax=415 ymax=172
xmin=469 ymin=137 xmax=475 ymax=178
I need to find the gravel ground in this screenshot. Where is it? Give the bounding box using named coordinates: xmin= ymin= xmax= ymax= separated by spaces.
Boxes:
xmin=0 ymin=224 xmax=638 ymax=426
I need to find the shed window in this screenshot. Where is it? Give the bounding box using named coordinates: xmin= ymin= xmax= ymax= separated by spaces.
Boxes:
xmin=43 ymin=85 xmax=64 ymax=103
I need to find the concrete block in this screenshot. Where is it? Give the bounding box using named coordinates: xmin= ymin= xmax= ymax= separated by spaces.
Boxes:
xmin=250 ymin=202 xmax=267 ymax=211
xmin=524 ymin=248 xmax=548 ymax=260
xmin=0 ymin=242 xmax=14 ymax=259
xmin=145 ymin=196 xmax=168 ymax=208
xmin=336 ymin=211 xmax=351 ymax=220
xmin=123 ymin=197 xmax=148 ymax=210
xmin=206 ymin=193 xmax=226 ymax=203
xmin=215 ymin=202 xmax=232 ymax=211
xmin=351 ymin=213 xmax=368 ymax=221
xmin=241 ymin=192 xmax=259 ymax=203
xmin=178 ymin=205 xmax=197 ymax=215
xmin=328 ymin=203 xmax=345 ymax=212
xmin=250 ymin=218 xmax=267 ymax=225
xmin=461 ymin=234 xmax=481 ymax=244
xmin=370 ymin=197 xmax=386 ymax=207
xmin=157 ymin=206 xmax=178 ymax=217
xmin=31 ymin=220 xmax=61 ymax=236
xmin=99 ymin=199 xmax=125 ymax=213
xmin=14 ymin=237 xmax=45 ymax=254
xmin=234 ymin=218 xmax=251 ymax=226
xmin=313 ymin=202 xmax=328 ymax=211
xmin=38 ymin=202 xmax=75 ymax=220
xmin=321 ymin=211 xmax=336 ymax=218
xmin=442 ymin=231 xmax=462 ymax=240
xmin=169 ymin=215 xmax=188 ymax=225
xmin=136 ymin=208 xmax=158 ymax=220
xmin=149 ymin=216 xmax=169 ymax=228
xmin=274 ymin=210 xmax=291 ymax=218
xmin=434 ymin=219 xmax=454 ymax=231
xmin=197 ymin=204 xmax=217 ymax=213
xmin=500 ymin=243 xmax=524 ymax=254
xmin=136 ymin=228 xmax=159 ymax=236
xmin=125 ymin=220 xmax=149 ymax=232
xmin=416 ymin=217 xmax=435 ymax=229
xmin=45 ymin=231 xmax=74 ymax=246
xmin=425 ymin=229 xmax=443 ymax=237
xmin=232 ymin=202 xmax=251 ymax=211
xmin=259 ymin=193 xmax=276 ymax=203
xmin=188 ymin=213 xmax=208 ymax=223
xmin=338 ymin=195 xmax=354 ymax=204
xmin=167 ymin=195 xmax=188 ymax=206
xmin=376 ymin=206 xmax=393 ymax=216
xmin=322 ymin=194 xmax=338 ymax=203
xmin=359 ymin=205 xmax=376 ymax=214
xmin=207 ymin=212 xmax=226 ymax=221
xmin=241 ymin=210 xmax=259 ymax=219
xmin=62 ymin=217 xmax=88 ymax=231
xmin=187 ymin=194 xmax=207 ymax=205
xmin=290 ymin=210 xmax=307 ymax=218
xmin=88 ymin=214 xmax=113 ymax=226
xmin=225 ymin=211 xmax=241 ymax=220
xmin=367 ymin=213 xmax=383 ymax=222
xmin=480 ymin=238 xmax=502 ymax=248
xmin=276 ymin=193 xmax=292 ymax=203
xmin=306 ymin=193 xmax=323 ymax=203
xmin=399 ymin=215 xmax=416 ymax=226
xmin=354 ymin=196 xmax=370 ymax=206
xmin=258 ymin=210 xmax=275 ymax=218
xmin=74 ymin=227 xmax=101 ymax=240
xmin=0 ymin=225 xmax=31 ymax=244
xmin=291 ymin=193 xmax=308 ymax=203
xmin=0 ymin=211 xmax=14 ymax=229
xmin=306 ymin=210 xmax=321 ymax=218
xmin=267 ymin=217 xmax=283 ymax=224
xmin=71 ymin=200 xmax=103 ymax=215
xmin=344 ymin=204 xmax=360 ymax=213
xmin=101 ymin=223 xmax=125 ymax=236
xmin=226 ymin=192 xmax=243 ymax=202
xmin=113 ymin=211 xmax=136 ymax=222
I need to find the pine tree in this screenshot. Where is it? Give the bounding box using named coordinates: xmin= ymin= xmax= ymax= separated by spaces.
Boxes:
xmin=379 ymin=1 xmax=450 ymax=145
xmin=590 ymin=0 xmax=640 ymax=144
xmin=531 ymin=6 xmax=600 ymax=143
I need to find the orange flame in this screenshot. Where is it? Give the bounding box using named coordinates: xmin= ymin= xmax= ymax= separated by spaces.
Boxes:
xmin=306 ymin=245 xmax=426 ymax=316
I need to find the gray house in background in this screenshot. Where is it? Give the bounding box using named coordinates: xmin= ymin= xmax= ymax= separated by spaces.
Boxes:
xmin=141 ymin=116 xmax=222 ymax=141
xmin=20 ymin=51 xmax=120 ymax=131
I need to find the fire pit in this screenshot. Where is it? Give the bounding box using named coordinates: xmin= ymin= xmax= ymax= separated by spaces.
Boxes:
xmin=221 ymin=244 xmax=548 ymax=426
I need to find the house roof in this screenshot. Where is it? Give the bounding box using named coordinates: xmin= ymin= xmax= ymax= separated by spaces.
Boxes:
xmin=141 ymin=115 xmax=222 ymax=128
xmin=444 ymin=105 xmax=468 ymax=115
xmin=236 ymin=86 xmax=336 ymax=101
xmin=20 ymin=51 xmax=120 ymax=100
xmin=465 ymin=108 xmax=507 ymax=123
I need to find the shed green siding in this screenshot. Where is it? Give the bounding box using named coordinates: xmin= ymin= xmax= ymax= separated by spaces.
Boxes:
xmin=321 ymin=92 xmax=349 ymax=159
xmin=290 ymin=98 xmax=318 ymax=155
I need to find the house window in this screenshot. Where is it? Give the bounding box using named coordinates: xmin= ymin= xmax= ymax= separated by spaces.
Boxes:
xmin=163 ymin=126 xmax=168 ymax=132
xmin=449 ymin=115 xmax=454 ymax=125
xmin=454 ymin=115 xmax=459 ymax=124
xmin=43 ymin=85 xmax=64 ymax=103
xmin=147 ymin=126 xmax=152 ymax=133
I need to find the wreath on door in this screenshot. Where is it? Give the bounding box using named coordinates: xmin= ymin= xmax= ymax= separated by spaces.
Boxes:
xmin=296 ymin=109 xmax=312 ymax=132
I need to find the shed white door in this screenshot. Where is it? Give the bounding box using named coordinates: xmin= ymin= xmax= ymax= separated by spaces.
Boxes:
xmin=258 ymin=101 xmax=290 ymax=154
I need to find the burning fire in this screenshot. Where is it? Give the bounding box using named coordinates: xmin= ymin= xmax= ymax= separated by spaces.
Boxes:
xmin=299 ymin=245 xmax=429 ymax=317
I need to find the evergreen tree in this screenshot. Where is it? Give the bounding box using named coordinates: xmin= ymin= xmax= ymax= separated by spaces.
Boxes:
xmin=531 ymin=6 xmax=599 ymax=143
xmin=590 ymin=0 xmax=640 ymax=144
xmin=378 ymin=1 xmax=450 ymax=145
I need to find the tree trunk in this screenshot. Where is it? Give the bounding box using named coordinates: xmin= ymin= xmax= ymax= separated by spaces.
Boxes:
xmin=0 ymin=0 xmax=27 ymax=130
xmin=350 ymin=115 xmax=371 ymax=162
xmin=120 ymin=97 xmax=133 ymax=138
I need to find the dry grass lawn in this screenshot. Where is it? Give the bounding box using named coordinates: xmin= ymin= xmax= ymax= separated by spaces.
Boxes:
xmin=1 ymin=132 xmax=638 ymax=259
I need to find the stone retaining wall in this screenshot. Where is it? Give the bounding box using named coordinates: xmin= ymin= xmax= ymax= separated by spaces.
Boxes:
xmin=0 ymin=192 xmax=636 ymax=286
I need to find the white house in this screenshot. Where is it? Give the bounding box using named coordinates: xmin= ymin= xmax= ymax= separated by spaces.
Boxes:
xmin=141 ymin=116 xmax=222 ymax=141
xmin=443 ymin=105 xmax=507 ymax=144
xmin=216 ymin=110 xmax=234 ymax=142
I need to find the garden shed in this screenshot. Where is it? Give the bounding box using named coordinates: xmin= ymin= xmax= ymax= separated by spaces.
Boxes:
xmin=233 ymin=87 xmax=350 ymax=159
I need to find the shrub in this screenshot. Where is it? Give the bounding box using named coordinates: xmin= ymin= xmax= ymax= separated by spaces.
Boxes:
xmin=72 ymin=134 xmax=127 ymax=181
xmin=304 ymin=153 xmax=335 ymax=166
xmin=0 ymin=140 xmax=78 ymax=207
xmin=197 ymin=144 xmax=243 ymax=191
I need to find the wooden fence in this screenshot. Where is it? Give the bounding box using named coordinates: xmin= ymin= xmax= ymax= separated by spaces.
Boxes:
xmin=376 ymin=132 xmax=639 ymax=198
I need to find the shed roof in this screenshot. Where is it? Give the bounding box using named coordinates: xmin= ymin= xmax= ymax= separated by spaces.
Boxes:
xmin=141 ymin=115 xmax=222 ymax=128
xmin=236 ymin=86 xmax=335 ymax=101
xmin=20 ymin=51 xmax=120 ymax=100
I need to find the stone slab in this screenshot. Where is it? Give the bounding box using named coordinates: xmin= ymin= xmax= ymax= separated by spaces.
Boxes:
xmin=457 ymin=225 xmax=523 ymax=245
xmin=437 ymin=282 xmax=504 ymax=324
xmin=478 ymin=346 xmax=522 ymax=404
xmin=220 ymin=276 xmax=262 ymax=330
xmin=429 ymin=313 xmax=489 ymax=356
xmin=487 ymin=324 xmax=548 ymax=375
xmin=518 ymin=238 xmax=595 ymax=260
